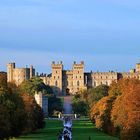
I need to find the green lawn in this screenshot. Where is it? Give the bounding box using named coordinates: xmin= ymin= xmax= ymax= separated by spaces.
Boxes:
xmin=72 ymin=120 xmax=119 ymax=140
xmin=13 ymin=119 xmax=119 ymax=140
xmin=12 ymin=119 xmax=63 ymax=140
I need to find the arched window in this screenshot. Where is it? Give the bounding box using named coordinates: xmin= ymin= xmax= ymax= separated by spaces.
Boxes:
xmin=77 ymin=81 xmax=80 ymax=86
xmin=55 ymin=81 xmax=58 ymax=86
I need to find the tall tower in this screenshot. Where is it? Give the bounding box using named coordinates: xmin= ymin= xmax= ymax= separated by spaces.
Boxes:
xmin=30 ymin=65 xmax=35 ymax=78
xmin=72 ymin=61 xmax=84 ymax=93
xmin=136 ymin=63 xmax=140 ymax=73
xmin=51 ymin=61 xmax=63 ymax=95
xmin=7 ymin=63 xmax=15 ymax=82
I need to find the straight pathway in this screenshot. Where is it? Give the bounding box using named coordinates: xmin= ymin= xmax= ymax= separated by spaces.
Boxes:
xmin=13 ymin=119 xmax=119 ymax=140
xmin=63 ymin=96 xmax=72 ymax=114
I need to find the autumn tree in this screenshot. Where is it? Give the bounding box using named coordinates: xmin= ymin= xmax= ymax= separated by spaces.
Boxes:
xmin=90 ymin=96 xmax=116 ymax=135
xmin=0 ymin=72 xmax=8 ymax=94
xmin=111 ymin=79 xmax=140 ymax=140
xmin=21 ymin=93 xmax=45 ymax=133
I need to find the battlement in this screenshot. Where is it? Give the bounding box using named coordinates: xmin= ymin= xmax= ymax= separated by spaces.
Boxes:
xmin=7 ymin=62 xmax=35 ymax=86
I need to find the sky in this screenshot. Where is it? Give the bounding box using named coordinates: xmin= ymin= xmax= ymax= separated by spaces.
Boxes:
xmin=0 ymin=0 xmax=140 ymax=74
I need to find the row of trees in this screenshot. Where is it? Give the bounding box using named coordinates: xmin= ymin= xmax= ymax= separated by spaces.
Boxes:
xmin=0 ymin=73 xmax=49 ymax=140
xmin=72 ymin=79 xmax=140 ymax=140
xmin=20 ymin=76 xmax=63 ymax=117
xmin=0 ymin=72 xmax=64 ymax=140
xmin=72 ymin=84 xmax=109 ymax=116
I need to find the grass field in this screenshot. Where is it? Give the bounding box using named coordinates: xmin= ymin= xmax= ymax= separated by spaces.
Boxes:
xmin=13 ymin=119 xmax=63 ymax=140
xmin=13 ymin=119 xmax=119 ymax=140
xmin=72 ymin=120 xmax=119 ymax=140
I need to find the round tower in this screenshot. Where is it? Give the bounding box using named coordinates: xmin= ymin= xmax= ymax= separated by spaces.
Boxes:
xmin=7 ymin=63 xmax=15 ymax=82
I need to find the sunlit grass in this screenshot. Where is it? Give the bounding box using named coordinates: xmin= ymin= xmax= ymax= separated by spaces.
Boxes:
xmin=72 ymin=120 xmax=119 ymax=140
xmin=12 ymin=119 xmax=63 ymax=140
xmin=13 ymin=119 xmax=119 ymax=140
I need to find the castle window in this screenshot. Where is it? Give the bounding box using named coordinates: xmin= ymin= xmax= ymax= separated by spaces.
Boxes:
xmin=76 ymin=76 xmax=77 ymax=78
xmin=106 ymin=81 xmax=108 ymax=85
xmin=101 ymin=76 xmax=102 ymax=79
xmin=55 ymin=81 xmax=58 ymax=86
xmin=58 ymin=76 xmax=59 ymax=79
xmin=101 ymin=82 xmax=102 ymax=85
xmin=78 ymin=71 xmax=79 ymax=73
xmin=106 ymin=76 xmax=108 ymax=79
xmin=77 ymin=81 xmax=80 ymax=86
xmin=80 ymin=76 xmax=81 ymax=78
xmin=54 ymin=76 xmax=55 ymax=79
xmin=56 ymin=71 xmax=57 ymax=73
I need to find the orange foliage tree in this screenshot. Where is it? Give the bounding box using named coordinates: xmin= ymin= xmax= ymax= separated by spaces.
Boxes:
xmin=90 ymin=96 xmax=116 ymax=135
xmin=111 ymin=79 xmax=140 ymax=140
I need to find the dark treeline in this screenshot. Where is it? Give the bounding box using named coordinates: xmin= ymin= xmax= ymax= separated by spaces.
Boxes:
xmin=0 ymin=73 xmax=47 ymax=140
xmin=72 ymin=79 xmax=140 ymax=140
xmin=0 ymin=72 xmax=63 ymax=140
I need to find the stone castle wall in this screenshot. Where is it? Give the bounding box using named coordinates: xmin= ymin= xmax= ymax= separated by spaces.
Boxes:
xmin=7 ymin=61 xmax=140 ymax=95
xmin=7 ymin=63 xmax=35 ymax=86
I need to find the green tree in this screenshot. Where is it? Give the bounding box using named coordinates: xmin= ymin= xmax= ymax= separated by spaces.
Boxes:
xmin=0 ymin=92 xmax=26 ymax=140
xmin=72 ymin=100 xmax=88 ymax=116
xmin=20 ymin=77 xmax=53 ymax=96
xmin=87 ymin=85 xmax=109 ymax=107
xmin=48 ymin=95 xmax=63 ymax=116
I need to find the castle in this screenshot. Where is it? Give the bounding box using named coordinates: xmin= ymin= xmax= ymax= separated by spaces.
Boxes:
xmin=7 ymin=61 xmax=140 ymax=95
xmin=7 ymin=63 xmax=35 ymax=86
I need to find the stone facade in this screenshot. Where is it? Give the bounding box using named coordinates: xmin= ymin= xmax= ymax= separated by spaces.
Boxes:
xmin=7 ymin=63 xmax=35 ymax=86
xmin=40 ymin=61 xmax=86 ymax=95
xmin=7 ymin=62 xmax=140 ymax=95
xmin=40 ymin=61 xmax=140 ymax=95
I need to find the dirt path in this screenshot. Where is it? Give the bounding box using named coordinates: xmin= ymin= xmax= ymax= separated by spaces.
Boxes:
xmin=63 ymin=96 xmax=72 ymax=114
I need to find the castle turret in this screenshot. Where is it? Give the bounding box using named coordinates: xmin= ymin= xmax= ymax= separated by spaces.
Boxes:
xmin=51 ymin=61 xmax=63 ymax=95
xmin=72 ymin=61 xmax=84 ymax=93
xmin=30 ymin=65 xmax=35 ymax=78
xmin=7 ymin=63 xmax=15 ymax=82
